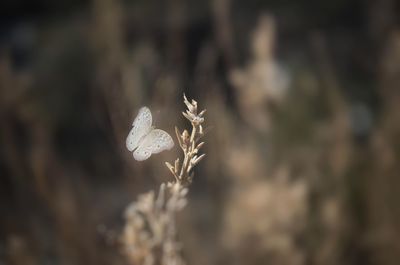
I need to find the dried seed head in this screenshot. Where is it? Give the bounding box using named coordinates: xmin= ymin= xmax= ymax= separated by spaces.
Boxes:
xmin=183 ymin=94 xmax=197 ymax=113
xmin=166 ymin=95 xmax=206 ymax=186
xmin=182 ymin=129 xmax=189 ymax=139
xmin=192 ymin=116 xmax=204 ymax=126
xmin=181 ymin=130 xmax=190 ymax=147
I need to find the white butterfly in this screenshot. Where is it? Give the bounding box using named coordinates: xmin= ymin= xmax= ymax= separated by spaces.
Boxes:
xmin=126 ymin=107 xmax=174 ymax=161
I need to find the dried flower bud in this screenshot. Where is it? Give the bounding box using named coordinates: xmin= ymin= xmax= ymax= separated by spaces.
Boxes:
xmin=183 ymin=94 xmax=197 ymax=113
xmin=181 ymin=130 xmax=190 ymax=147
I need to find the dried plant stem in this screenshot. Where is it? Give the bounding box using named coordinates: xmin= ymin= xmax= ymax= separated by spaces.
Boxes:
xmin=166 ymin=94 xmax=206 ymax=186
xmin=122 ymin=95 xmax=207 ymax=265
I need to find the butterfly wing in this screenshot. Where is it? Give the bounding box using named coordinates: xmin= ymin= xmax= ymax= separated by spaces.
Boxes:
xmin=133 ymin=129 xmax=174 ymax=161
xmin=126 ymin=107 xmax=153 ymax=151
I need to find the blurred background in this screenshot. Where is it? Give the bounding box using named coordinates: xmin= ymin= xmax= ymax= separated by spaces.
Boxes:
xmin=1 ymin=0 xmax=400 ymax=264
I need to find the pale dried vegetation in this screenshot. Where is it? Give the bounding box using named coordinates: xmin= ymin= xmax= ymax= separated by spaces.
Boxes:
xmin=122 ymin=95 xmax=206 ymax=265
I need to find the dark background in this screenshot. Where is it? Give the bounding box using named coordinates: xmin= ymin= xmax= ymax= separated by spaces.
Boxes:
xmin=1 ymin=0 xmax=400 ymax=265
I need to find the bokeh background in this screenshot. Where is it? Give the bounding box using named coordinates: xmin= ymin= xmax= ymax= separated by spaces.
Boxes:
xmin=1 ymin=0 xmax=400 ymax=264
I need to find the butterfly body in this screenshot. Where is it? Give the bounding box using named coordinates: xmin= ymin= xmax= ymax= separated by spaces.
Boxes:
xmin=126 ymin=107 xmax=174 ymax=161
